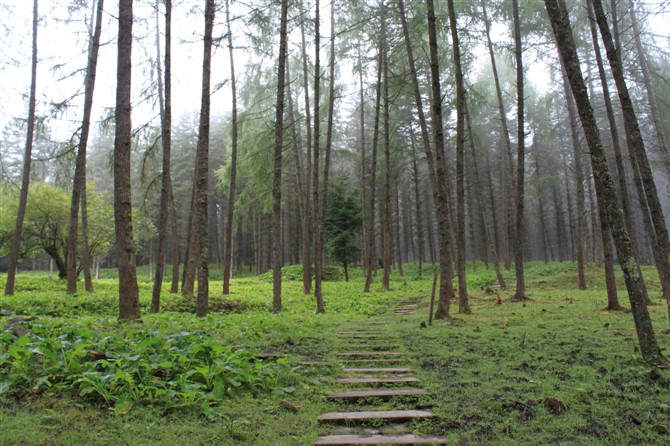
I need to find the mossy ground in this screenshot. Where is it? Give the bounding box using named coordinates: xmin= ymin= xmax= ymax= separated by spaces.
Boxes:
xmin=1 ymin=261 xmax=669 ymax=445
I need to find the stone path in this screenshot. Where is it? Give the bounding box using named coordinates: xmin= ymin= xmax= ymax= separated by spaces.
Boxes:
xmin=313 ymin=301 xmax=447 ymax=445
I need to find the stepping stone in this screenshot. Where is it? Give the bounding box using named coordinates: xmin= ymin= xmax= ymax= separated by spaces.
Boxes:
xmin=314 ymin=434 xmax=447 ymax=445
xmin=335 ymin=377 xmax=420 ymax=384
xmin=341 ymin=359 xmax=405 ymax=364
xmin=338 ymin=352 xmax=404 ymax=357
xmin=346 ymin=345 xmax=398 ymax=351
xmin=342 ymin=368 xmax=413 ymax=374
xmin=342 ymin=334 xmax=387 ymax=338
xmin=340 ymin=331 xmax=386 ymax=335
xmin=318 ymin=409 xmax=434 ymax=423
xmin=325 ymin=389 xmax=429 ymax=400
xmin=297 ymin=361 xmax=332 ymax=366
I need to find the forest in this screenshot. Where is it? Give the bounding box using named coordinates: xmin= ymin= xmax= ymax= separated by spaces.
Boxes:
xmin=1 ymin=0 xmax=670 ymax=444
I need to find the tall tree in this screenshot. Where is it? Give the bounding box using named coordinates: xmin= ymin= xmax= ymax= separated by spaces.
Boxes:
xmin=592 ymin=0 xmax=670 ymax=318
xmin=363 ymin=19 xmax=383 ymax=294
xmin=544 ymin=0 xmax=664 ymax=364
xmin=4 ymin=0 xmax=38 ymax=297
xmin=194 ymin=0 xmax=215 ymax=317
xmin=222 ymin=0 xmax=238 ymax=295
xmin=66 ymin=0 xmax=104 ymax=294
xmin=426 ymin=0 xmax=456 ymax=319
xmin=313 ymin=0 xmax=326 ymax=312
xmin=299 ymin=1 xmax=313 ymax=295
xmin=151 ymin=0 xmax=172 ymax=313
xmin=271 ymin=0 xmax=289 ymax=313
xmin=114 ymin=0 xmax=141 ymax=320
xmin=381 ymin=10 xmax=391 ymax=292
xmin=447 ymin=0 xmax=470 ymax=313
xmin=480 ymin=0 xmax=515 ymax=270
xmin=511 ymin=0 xmax=527 ymax=301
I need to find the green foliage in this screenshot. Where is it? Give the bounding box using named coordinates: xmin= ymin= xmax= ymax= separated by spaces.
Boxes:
xmin=325 ymin=177 xmax=362 ymax=278
xmin=0 ymin=182 xmax=114 ymax=277
xmin=0 ymin=321 xmax=292 ymax=415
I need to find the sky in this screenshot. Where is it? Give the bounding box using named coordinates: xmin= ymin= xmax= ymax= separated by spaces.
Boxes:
xmin=1 ymin=0 xmax=669 ymax=149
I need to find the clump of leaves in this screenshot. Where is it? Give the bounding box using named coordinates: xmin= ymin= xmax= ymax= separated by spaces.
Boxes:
xmin=0 ymin=321 xmax=293 ymax=415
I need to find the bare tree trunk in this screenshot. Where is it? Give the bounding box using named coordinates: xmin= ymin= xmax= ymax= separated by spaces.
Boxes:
xmin=312 ymin=0 xmax=325 ymax=313
xmin=512 ymin=0 xmax=527 ymax=301
xmin=381 ymin=18 xmax=391 ymax=292
xmin=151 ymin=0 xmax=171 ymax=312
xmin=222 ymin=0 xmax=238 ymax=295
xmin=5 ymin=0 xmax=38 ymax=297
xmin=299 ymin=3 xmax=313 ymax=295
xmin=545 ymin=0 xmax=664 ymax=365
xmin=364 ymin=21 xmax=383 ymax=294
xmin=592 ymin=0 xmax=670 ymax=319
xmin=560 ymin=66 xmax=588 ymax=289
xmin=410 ymin=136 xmax=424 ymax=276
xmin=447 ymin=0 xmax=469 ymax=313
xmin=358 ymin=44 xmax=368 ymax=278
xmin=481 ymin=0 xmax=515 ymax=270
xmin=272 ymin=0 xmax=289 ymax=313
xmin=114 ymin=0 xmax=140 ymax=320
xmin=466 ymin=100 xmax=506 ymax=289
xmin=195 ymin=0 xmax=215 ymax=317
xmin=169 ymin=184 xmax=180 ymax=293
xmin=587 ymin=0 xmax=641 ymax=267
xmin=426 ymin=0 xmax=456 ymax=319
xmin=66 ymin=0 xmax=103 ymax=294
xmin=80 ymin=183 xmax=93 ymax=292
xmin=394 ymin=182 xmax=404 ymax=276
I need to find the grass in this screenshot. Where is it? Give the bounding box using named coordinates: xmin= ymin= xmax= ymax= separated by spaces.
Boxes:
xmin=1 ymin=261 xmax=669 ymax=445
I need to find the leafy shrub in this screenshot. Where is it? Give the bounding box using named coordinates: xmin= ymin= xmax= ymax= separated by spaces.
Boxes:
xmin=0 ymin=321 xmax=293 ymax=415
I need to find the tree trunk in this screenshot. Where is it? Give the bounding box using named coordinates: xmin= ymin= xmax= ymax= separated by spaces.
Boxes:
xmin=447 ymin=0 xmax=470 ymax=313
xmin=426 ymin=0 xmax=456 ymax=319
xmin=312 ymin=0 xmax=325 ymax=313
xmin=169 ymin=183 xmax=180 ymax=293
xmin=80 ymin=182 xmax=93 ymax=292
xmin=194 ymin=0 xmax=215 ymax=317
xmin=394 ymin=182 xmax=404 ymax=276
xmin=151 ymin=0 xmax=172 ymax=312
xmin=512 ymin=0 xmax=527 ymax=301
xmin=381 ymin=17 xmax=391 ymax=292
xmin=4 ymin=0 xmax=38 ymax=297
xmin=481 ymin=0 xmax=515 ymax=271
xmin=410 ymin=137 xmax=424 ymax=276
xmin=592 ymin=0 xmax=670 ymax=318
xmin=114 ymin=0 xmax=140 ymax=320
xmin=364 ymin=19 xmax=383 ymax=294
xmin=66 ymin=0 xmax=103 ymax=294
xmin=272 ymin=0 xmax=289 ymax=313
xmin=586 ymin=0 xmax=651 ymax=301
xmin=466 ymin=99 xmax=506 ymax=289
xmin=545 ymin=0 xmax=664 ymax=364
xmin=299 ymin=3 xmax=313 ymax=295
xmin=560 ymin=65 xmax=588 ymax=289
xmin=222 ymin=0 xmax=238 ymax=295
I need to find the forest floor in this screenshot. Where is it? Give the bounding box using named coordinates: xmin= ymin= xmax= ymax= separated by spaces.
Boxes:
xmin=1 ymin=262 xmax=670 ymax=445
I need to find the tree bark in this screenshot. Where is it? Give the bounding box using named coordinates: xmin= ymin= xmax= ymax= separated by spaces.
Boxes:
xmin=511 ymin=0 xmax=527 ymax=301
xmin=114 ymin=0 xmax=140 ymax=320
xmin=4 ymin=0 xmax=38 ymax=297
xmin=592 ymin=0 xmax=670 ymax=318
xmin=381 ymin=16 xmax=391 ymax=292
xmin=560 ymin=65 xmax=588 ymax=289
xmin=67 ymin=0 xmax=103 ymax=294
xmin=194 ymin=0 xmax=215 ymax=317
xmin=299 ymin=3 xmax=313 ymax=295
xmin=222 ymin=0 xmax=238 ymax=295
xmin=272 ymin=0 xmax=289 ymax=313
xmin=447 ymin=0 xmax=469 ymax=313
xmin=545 ymin=0 xmax=664 ymax=364
xmin=151 ymin=0 xmax=172 ymax=312
xmin=312 ymin=0 xmax=325 ymax=313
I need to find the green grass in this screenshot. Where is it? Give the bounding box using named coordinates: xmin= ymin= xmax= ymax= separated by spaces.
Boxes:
xmin=1 ymin=261 xmax=670 ymax=445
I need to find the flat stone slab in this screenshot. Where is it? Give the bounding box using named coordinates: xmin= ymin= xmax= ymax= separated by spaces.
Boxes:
xmin=319 ymin=409 xmax=434 ymax=423
xmin=342 ymin=368 xmax=413 ymax=374
xmin=340 ymin=331 xmax=386 ymax=335
xmin=347 ymin=345 xmax=398 ymax=351
xmin=325 ymin=389 xmax=429 ymax=399
xmin=314 ymin=434 xmax=446 ymax=445
xmin=335 ymin=377 xmax=419 ymax=384
xmin=337 ymin=352 xmax=404 ymax=357
xmin=341 ymin=334 xmax=388 ymax=338
xmin=340 ymin=358 xmax=405 ymax=364
xmin=297 ymin=361 xmax=332 ymax=366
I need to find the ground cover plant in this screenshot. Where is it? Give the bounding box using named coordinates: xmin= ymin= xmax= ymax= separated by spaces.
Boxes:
xmin=1 ymin=262 xmax=669 ymax=445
